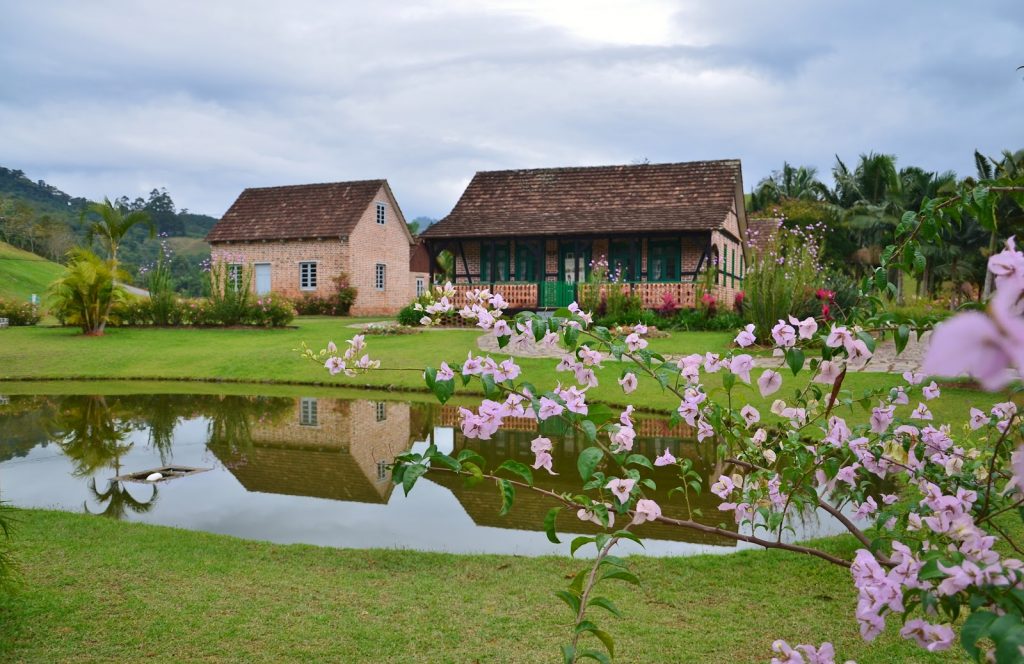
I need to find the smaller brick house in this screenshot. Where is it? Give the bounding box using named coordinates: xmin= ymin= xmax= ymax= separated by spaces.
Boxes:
xmin=206 ymin=179 xmax=416 ymax=316
xmin=419 ymin=160 xmax=750 ymax=310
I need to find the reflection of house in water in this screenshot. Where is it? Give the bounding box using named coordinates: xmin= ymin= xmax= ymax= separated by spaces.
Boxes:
xmin=210 ymin=398 xmax=430 ymax=504
xmin=431 ymin=406 xmax=738 ymax=547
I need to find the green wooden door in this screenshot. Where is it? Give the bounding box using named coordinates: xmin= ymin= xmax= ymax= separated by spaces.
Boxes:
xmin=541 ymin=281 xmax=575 ymax=308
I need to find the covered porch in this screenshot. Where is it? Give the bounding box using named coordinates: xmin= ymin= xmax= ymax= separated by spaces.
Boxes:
xmin=422 ymin=233 xmax=745 ymax=310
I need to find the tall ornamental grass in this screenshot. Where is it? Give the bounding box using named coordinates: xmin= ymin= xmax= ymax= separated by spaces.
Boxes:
xmin=743 ymin=221 xmax=824 ymax=342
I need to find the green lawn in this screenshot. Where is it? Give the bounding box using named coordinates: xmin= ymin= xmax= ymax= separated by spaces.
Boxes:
xmin=0 ymin=241 xmax=63 ymax=301
xmin=0 ymin=510 xmax=963 ymax=663
xmin=0 ymin=317 xmax=996 ymax=424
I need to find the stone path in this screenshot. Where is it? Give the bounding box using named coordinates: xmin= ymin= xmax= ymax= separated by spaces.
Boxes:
xmin=477 ymin=330 xmax=929 ymax=373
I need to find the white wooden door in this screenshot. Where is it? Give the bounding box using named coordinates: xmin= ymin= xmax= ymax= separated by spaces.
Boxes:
xmin=254 ymin=263 xmax=272 ymax=295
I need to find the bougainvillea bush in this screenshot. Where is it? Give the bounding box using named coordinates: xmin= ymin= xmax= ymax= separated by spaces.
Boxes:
xmin=306 ymin=182 xmax=1024 ymax=663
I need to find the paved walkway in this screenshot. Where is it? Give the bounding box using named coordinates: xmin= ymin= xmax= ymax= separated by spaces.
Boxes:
xmin=477 ymin=330 xmax=929 ymax=373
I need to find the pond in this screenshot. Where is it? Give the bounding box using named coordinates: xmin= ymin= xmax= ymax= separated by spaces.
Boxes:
xmin=0 ymin=387 xmax=845 ymax=556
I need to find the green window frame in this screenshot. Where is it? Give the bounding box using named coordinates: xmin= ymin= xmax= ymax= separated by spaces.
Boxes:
xmin=514 ymin=242 xmax=538 ymax=282
xmin=647 ymin=239 xmax=680 ymax=282
xmin=480 ymin=242 xmax=509 ymax=282
xmin=609 ymin=240 xmax=641 ymax=281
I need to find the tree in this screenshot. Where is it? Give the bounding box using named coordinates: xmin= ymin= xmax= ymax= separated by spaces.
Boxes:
xmin=749 ymin=162 xmax=829 ymax=211
xmin=971 ymin=149 xmax=1024 ymax=298
xmin=83 ymin=197 xmax=154 ymax=263
xmin=48 ymin=248 xmax=127 ymax=335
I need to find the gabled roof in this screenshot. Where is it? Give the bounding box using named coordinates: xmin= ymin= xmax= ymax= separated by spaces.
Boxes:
xmin=207 ymin=179 xmax=387 ymax=242
xmin=421 ymin=160 xmax=743 ymax=239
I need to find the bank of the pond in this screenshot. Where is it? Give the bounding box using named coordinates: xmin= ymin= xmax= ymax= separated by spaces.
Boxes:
xmin=0 ymin=317 xmax=994 ymax=422
xmin=0 ymin=509 xmax=959 ymax=663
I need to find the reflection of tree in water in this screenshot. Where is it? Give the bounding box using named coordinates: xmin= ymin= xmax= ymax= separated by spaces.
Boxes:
xmin=84 ymin=477 xmax=158 ymax=520
xmin=206 ymin=395 xmax=295 ymax=461
xmin=47 ymin=395 xmax=137 ymax=477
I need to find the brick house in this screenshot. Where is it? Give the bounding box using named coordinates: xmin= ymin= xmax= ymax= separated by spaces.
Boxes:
xmin=419 ymin=160 xmax=750 ymax=310
xmin=206 ymin=180 xmax=416 ymax=316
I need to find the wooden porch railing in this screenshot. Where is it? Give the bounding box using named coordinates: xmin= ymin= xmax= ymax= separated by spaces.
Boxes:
xmin=446 ymin=282 xmax=736 ymax=311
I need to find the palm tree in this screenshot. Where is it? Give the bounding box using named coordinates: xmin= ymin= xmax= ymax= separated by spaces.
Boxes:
xmin=84 ymin=479 xmax=158 ymax=520
xmin=971 ymin=149 xmax=1024 ymax=298
xmin=435 ymin=250 xmax=455 ymax=284
xmin=750 ymin=162 xmax=829 ymax=211
xmin=83 ymin=197 xmax=154 ymax=264
xmin=47 ymin=248 xmax=128 ymax=335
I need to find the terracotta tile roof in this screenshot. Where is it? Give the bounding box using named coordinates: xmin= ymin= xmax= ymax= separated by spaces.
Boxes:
xmin=421 ymin=160 xmax=742 ymax=239
xmin=746 ymin=217 xmax=783 ymax=254
xmin=207 ymin=179 xmax=386 ymax=242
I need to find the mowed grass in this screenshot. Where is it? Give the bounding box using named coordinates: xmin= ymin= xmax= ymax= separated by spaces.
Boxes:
xmin=0 ymin=317 xmax=998 ymax=425
xmin=0 ymin=241 xmax=64 ymax=301
xmin=0 ymin=510 xmax=965 ymax=664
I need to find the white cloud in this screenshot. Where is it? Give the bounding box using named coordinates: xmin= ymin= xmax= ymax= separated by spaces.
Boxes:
xmin=0 ymin=0 xmax=1020 ymax=218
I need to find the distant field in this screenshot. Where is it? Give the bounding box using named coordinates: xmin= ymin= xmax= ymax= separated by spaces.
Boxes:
xmin=0 ymin=241 xmax=63 ymax=301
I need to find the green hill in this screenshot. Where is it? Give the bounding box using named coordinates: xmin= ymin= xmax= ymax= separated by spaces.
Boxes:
xmin=0 ymin=241 xmax=64 ymax=302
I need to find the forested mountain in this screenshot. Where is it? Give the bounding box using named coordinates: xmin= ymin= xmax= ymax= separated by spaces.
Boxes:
xmin=0 ymin=167 xmax=217 ymax=294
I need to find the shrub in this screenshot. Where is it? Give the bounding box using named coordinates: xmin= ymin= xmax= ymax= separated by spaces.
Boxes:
xmin=111 ymin=296 xmax=153 ymax=326
xmin=0 ymin=299 xmax=41 ymax=326
xmin=397 ymin=303 xmax=421 ymax=326
xmin=48 ymin=248 xmax=127 ymax=335
xmin=248 ymin=293 xmax=296 ymax=327
xmin=147 ymin=241 xmax=177 ymax=326
xmin=673 ymin=308 xmax=744 ymax=331
xmin=293 ymin=274 xmax=357 ymax=316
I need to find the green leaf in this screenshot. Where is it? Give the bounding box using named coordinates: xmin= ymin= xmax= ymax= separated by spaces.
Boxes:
xmin=554 ymin=590 xmax=581 ymax=615
xmin=577 ymin=447 xmax=604 ymax=481
xmin=578 ymin=650 xmax=611 ymax=664
xmin=497 ymin=459 xmax=534 ymax=486
xmin=600 ymin=568 xmax=640 ymax=585
xmin=402 ymin=463 xmax=428 ymax=496
xmin=624 ymin=453 xmax=654 ymax=471
xmin=961 ymin=610 xmax=997 ymax=659
xmin=894 ymin=324 xmax=910 ymax=355
xmin=461 ymin=460 xmax=484 ymax=488
xmin=855 ymin=330 xmax=876 ymax=353
xmin=497 ymin=478 xmax=515 ymax=516
xmin=722 ymin=370 xmax=736 ymax=391
xmin=590 ymin=596 xmax=623 ymax=618
xmin=575 ymin=621 xmax=615 ymax=659
xmin=580 ymin=419 xmax=599 ymax=443
xmin=560 ymin=644 xmax=576 ymax=664
xmin=544 ymin=507 xmax=562 ymax=544
xmin=480 ymin=373 xmax=500 ymax=398
xmin=570 ymin=536 xmax=595 ymax=557
xmin=456 ymin=449 xmax=486 ymax=468
xmin=785 ymin=348 xmax=804 ymax=376
xmin=428 ymin=452 xmax=461 ymax=471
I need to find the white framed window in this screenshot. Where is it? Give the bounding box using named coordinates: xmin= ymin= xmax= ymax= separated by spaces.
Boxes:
xmin=228 ymin=264 xmax=243 ymax=291
xmin=300 ymin=261 xmax=317 ymax=290
xmin=375 ymin=401 xmax=387 ymax=421
xmin=374 ymin=263 xmax=386 ymax=290
xmin=376 ymin=202 xmax=386 ymax=225
xmin=415 ymin=277 xmax=425 ymax=297
xmin=299 ymin=398 xmax=318 ymax=427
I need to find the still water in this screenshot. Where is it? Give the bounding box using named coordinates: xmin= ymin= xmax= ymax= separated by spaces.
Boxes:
xmin=0 ymin=389 xmax=841 ymax=556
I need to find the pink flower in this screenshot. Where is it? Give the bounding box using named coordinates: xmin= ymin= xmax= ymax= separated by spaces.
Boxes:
xmin=889 ymin=386 xmax=909 ymax=405
xmin=493 ymin=358 xmax=521 ymax=382
xmin=911 ymin=402 xmax=933 ymax=420
xmin=697 ymin=419 xmax=715 ymax=441
xmin=618 ymin=372 xmax=638 ymax=394
xmin=537 ymin=397 xmax=564 ymax=420
xmin=654 ymin=449 xmax=676 ymax=466
xmin=771 ymin=640 xmax=837 ymax=664
xmin=436 ymin=362 xmax=455 ymax=381
xmin=870 ymin=405 xmax=895 ymax=434
xmin=903 ymin=371 xmax=925 ymax=385
xmin=740 ymin=405 xmax=760 ymax=427
xmin=757 ymin=369 xmax=783 ymax=397
xmin=922 ymin=381 xmax=940 ymax=400
xmin=324 ymin=357 xmax=346 ymax=375
xmin=788 ymin=315 xmax=818 ymax=340
xmin=532 ymin=450 xmax=556 ymax=474
xmin=624 ymin=332 xmax=647 ymax=352
xmin=969 ymin=407 xmax=989 ymax=430
xmin=899 ymin=619 xmax=955 ymax=652
xmin=606 ymin=477 xmax=636 ymax=504
xmin=771 ymin=320 xmax=796 ymax=348
xmin=631 ymin=499 xmax=662 ymax=525
xmin=326 ymin=341 xmax=338 ymax=353
xmin=609 ymin=425 xmax=636 ymax=453
xmin=728 ymin=354 xmax=754 ymax=383
xmin=734 ymin=324 xmax=756 ymax=347
xmin=558 ymin=385 xmax=588 ymax=415
xmin=711 ymin=475 xmax=735 ymax=499
xmin=578 ymin=345 xmax=603 ymax=367
xmin=462 ymin=353 xmax=483 ymax=376
xmin=577 ymin=504 xmax=614 ymax=528
xmin=530 ymin=436 xmax=552 ymax=454
xmin=825 ymin=325 xmax=852 ymax=348
xmin=814 ymin=360 xmax=842 ymax=384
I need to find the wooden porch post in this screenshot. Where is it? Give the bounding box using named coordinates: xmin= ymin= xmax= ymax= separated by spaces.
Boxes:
xmin=457 ymin=239 xmax=472 ymax=284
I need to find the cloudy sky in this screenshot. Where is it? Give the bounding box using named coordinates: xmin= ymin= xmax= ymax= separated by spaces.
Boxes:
xmin=1 ymin=1 xmax=1021 ymax=219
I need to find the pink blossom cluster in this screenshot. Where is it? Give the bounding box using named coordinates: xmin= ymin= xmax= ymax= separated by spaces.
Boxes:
xmin=321 ymin=334 xmax=380 ymax=377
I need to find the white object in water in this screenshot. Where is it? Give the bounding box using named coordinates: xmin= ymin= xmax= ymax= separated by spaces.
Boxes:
xmin=146 ymin=472 xmax=163 ymax=482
